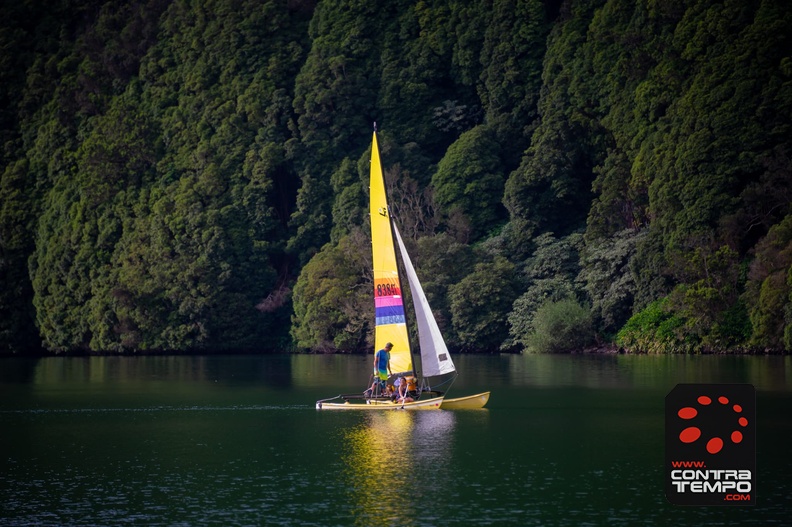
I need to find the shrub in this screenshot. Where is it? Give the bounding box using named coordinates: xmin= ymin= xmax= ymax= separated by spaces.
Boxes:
xmin=525 ymin=298 xmax=594 ymax=353
xmin=616 ymin=298 xmax=695 ymax=353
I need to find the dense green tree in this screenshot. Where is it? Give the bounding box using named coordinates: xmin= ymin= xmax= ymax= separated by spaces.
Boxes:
xmin=122 ymin=0 xmax=306 ymax=350
xmin=478 ymin=0 xmax=548 ymax=166
xmin=510 ymin=0 xmax=790 ymax=354
xmin=507 ymin=232 xmax=584 ymax=347
xmin=617 ymin=243 xmax=752 ymax=353
xmin=378 ymin=0 xmax=479 ymax=154
xmin=449 ymin=256 xmax=518 ymax=351
xmin=287 ymin=0 xmax=389 ymax=264
xmin=329 ymin=157 xmax=366 ymax=244
xmin=1 ymin=0 xmax=149 ymax=353
xmin=0 ymin=159 xmax=41 ymax=352
xmin=509 ymin=278 xmax=578 ymax=348
xmin=665 ymin=243 xmax=750 ymax=351
xmin=25 ymin=0 xmax=166 ymax=351
xmin=432 ymin=125 xmax=506 ymax=241
xmin=21 ymin=0 xmax=309 ymax=352
xmin=31 ymin=87 xmax=160 ymax=351
xmin=630 ymin=228 xmax=675 ymax=312
xmin=291 ymin=230 xmax=371 ymax=351
xmin=578 ymin=228 xmax=646 ymax=335
xmin=647 ymin=1 xmax=791 ymax=254
xmin=579 ymin=0 xmax=675 ymax=240
xmin=2 ymin=0 xmax=792 ymax=355
xmin=410 ymin=233 xmax=476 ymax=348
xmin=502 ymin=0 xmax=603 ymax=256
xmin=744 ymin=215 xmax=792 ymax=351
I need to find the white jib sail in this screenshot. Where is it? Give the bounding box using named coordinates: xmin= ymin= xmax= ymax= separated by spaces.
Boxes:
xmin=393 ymin=224 xmax=456 ymax=377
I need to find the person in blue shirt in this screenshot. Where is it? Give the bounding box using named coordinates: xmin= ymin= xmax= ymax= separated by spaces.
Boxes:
xmin=370 ymin=342 xmax=393 ymax=396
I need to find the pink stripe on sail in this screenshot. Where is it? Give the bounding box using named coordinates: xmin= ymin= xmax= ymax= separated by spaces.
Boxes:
xmin=375 ymin=296 xmax=403 ymax=308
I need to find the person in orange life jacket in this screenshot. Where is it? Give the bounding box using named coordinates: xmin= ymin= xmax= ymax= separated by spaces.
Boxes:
xmin=394 ymin=376 xmax=413 ymax=403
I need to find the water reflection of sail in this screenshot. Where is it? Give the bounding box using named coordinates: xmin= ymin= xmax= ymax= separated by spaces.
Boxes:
xmin=342 ymin=412 xmax=456 ymax=527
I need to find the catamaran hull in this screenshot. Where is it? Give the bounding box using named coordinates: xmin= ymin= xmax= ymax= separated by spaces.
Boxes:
xmin=316 ymin=397 xmax=444 ymax=410
xmin=440 ymin=391 xmax=490 ymax=409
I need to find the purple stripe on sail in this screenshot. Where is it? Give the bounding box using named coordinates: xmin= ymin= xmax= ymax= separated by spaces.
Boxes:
xmin=376 ymin=305 xmax=404 ymax=318
xmin=375 ymin=305 xmax=405 ymax=325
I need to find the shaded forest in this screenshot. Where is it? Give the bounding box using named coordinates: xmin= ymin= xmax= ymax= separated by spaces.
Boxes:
xmin=1 ymin=0 xmax=790 ymax=355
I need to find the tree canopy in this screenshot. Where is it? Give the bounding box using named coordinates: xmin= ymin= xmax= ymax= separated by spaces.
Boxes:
xmin=1 ymin=0 xmax=790 ymax=354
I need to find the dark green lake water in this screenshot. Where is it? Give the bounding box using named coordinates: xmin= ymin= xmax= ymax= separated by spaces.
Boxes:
xmin=1 ymin=354 xmax=790 ymax=526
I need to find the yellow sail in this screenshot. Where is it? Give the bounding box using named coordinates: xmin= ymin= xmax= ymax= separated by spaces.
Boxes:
xmin=370 ymin=131 xmax=412 ymax=375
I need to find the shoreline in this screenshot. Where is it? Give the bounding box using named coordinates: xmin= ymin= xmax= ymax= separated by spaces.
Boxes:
xmin=2 ymin=344 xmax=790 ymax=358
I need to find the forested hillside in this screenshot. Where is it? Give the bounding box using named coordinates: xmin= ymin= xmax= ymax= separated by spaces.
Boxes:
xmin=1 ymin=0 xmax=790 ymax=355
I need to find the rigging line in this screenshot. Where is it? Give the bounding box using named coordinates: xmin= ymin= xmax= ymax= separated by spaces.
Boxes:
xmin=429 ymin=372 xmax=459 ymax=392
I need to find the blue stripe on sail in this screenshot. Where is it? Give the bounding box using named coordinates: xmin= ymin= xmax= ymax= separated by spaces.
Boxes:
xmin=375 ymin=305 xmax=404 ymax=318
xmin=376 ymin=315 xmax=406 ymax=325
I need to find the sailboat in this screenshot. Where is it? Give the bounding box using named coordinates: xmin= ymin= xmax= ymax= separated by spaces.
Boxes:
xmin=316 ymin=127 xmax=489 ymax=410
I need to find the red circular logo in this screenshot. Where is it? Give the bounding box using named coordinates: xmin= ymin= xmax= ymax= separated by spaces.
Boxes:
xmin=676 ymin=394 xmax=748 ymax=454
